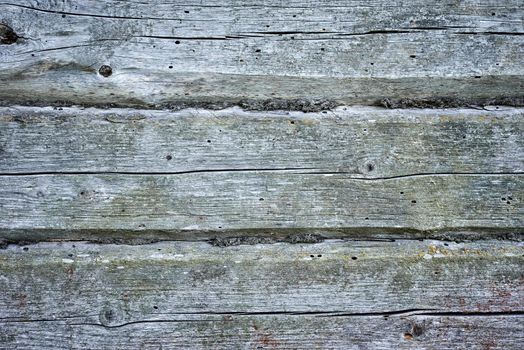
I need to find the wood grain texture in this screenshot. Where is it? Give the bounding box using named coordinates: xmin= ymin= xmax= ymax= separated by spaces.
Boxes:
xmin=0 ymin=240 xmax=523 ymax=349
xmin=0 ymin=1 xmax=522 ymax=107
xmin=0 ymin=173 xmax=522 ymax=241
xmin=1 ymin=106 xmax=522 ymax=241
xmin=1 ymin=106 xmax=523 ymax=175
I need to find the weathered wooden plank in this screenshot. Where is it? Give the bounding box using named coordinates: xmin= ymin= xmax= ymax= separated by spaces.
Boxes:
xmin=0 ymin=173 xmax=522 ymax=241
xmin=0 ymin=240 xmax=522 ymax=349
xmin=0 ymin=1 xmax=522 ymax=107
xmin=1 ymin=315 xmax=523 ymax=350
xmin=1 ymin=106 xmax=522 ymax=175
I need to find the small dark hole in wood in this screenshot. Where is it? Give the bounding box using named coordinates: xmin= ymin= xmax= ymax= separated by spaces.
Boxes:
xmin=370 ymin=62 xmax=374 ymax=65
xmin=351 ymin=256 xmax=357 ymax=260
xmin=1 ymin=23 xmax=20 ymax=45
xmin=410 ymin=55 xmax=416 ymax=58
xmin=474 ymin=76 xmax=481 ymax=79
xmin=68 ymin=253 xmax=73 ymax=257
xmin=290 ymin=120 xmax=295 ymax=124
xmin=365 ymin=217 xmax=369 ymax=220
xmin=444 ymin=243 xmax=449 ymax=246
xmin=259 ymin=198 xmax=264 ymax=201
xmin=153 ymin=305 xmax=158 ymax=309
xmin=310 ymin=254 xmax=315 ymax=258
xmin=62 ymin=14 xmax=66 ymax=18
xmin=411 ymin=200 xmax=417 ymax=204
xmin=166 ymin=154 xmax=172 ymax=161
xmin=320 ymin=47 xmax=325 ymax=51
xmin=501 ymin=197 xmax=506 ymax=201
xmin=317 ymin=254 xmax=322 ymax=257
xmin=400 ymin=192 xmax=404 ymax=194
xmin=168 ymin=65 xmax=173 ymax=69
xmin=98 ymin=65 xmax=112 ymax=77
xmin=491 ymin=12 xmax=496 ymax=16
xmin=255 ymin=49 xmax=261 ymax=52
xmin=175 ymin=40 xmax=180 ymax=44
xmin=367 ymin=163 xmax=374 ymax=172
xmin=184 ymin=10 xmax=189 ymax=13
xmin=80 ymin=191 xmax=85 ymax=195
xmin=508 ymin=196 xmax=513 ymax=200
xmin=292 ymin=15 xmax=297 ymax=18
xmin=207 ymin=140 xmax=211 ymax=143
xmin=23 ymin=247 xmax=28 ymax=251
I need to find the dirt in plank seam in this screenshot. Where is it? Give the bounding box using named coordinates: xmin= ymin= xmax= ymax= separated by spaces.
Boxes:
xmin=1 ymin=230 xmax=523 ymax=249
xmin=1 ymin=96 xmax=523 ymax=112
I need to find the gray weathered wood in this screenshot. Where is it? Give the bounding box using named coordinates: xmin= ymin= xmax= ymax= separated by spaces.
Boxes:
xmin=1 ymin=172 xmax=522 ymax=241
xmin=0 ymin=1 xmax=522 ymax=107
xmin=1 ymin=106 xmax=522 ymax=175
xmin=1 ymin=315 xmax=522 ymax=350
xmin=0 ymin=240 xmax=522 ymax=349
xmin=1 ymin=106 xmax=522 ymax=241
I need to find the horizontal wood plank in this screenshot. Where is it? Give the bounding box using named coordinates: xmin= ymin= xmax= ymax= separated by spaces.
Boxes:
xmin=0 ymin=240 xmax=522 ymax=349
xmin=1 ymin=106 xmax=523 ymax=175
xmin=0 ymin=173 xmax=522 ymax=240
xmin=1 ymin=315 xmax=523 ymax=350
xmin=0 ymin=1 xmax=522 ymax=107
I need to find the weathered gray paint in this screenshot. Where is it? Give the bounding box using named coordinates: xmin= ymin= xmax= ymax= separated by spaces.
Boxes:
xmin=0 ymin=240 xmax=522 ymax=349
xmin=0 ymin=1 xmax=522 ymax=107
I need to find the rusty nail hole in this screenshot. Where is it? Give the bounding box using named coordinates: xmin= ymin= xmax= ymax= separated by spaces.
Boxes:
xmin=99 ymin=65 xmax=112 ymax=77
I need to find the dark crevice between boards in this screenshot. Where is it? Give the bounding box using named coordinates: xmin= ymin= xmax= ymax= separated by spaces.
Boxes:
xmin=379 ymin=96 xmax=524 ymax=109
xmin=1 ymin=228 xmax=523 ymax=249
xmin=0 ymin=95 xmax=523 ymax=112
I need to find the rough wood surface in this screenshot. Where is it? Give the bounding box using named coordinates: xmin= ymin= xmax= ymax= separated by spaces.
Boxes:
xmin=0 ymin=240 xmax=522 ymax=349
xmin=0 ymin=1 xmax=522 ymax=108
xmin=1 ymin=106 xmax=522 ymax=242
xmin=1 ymin=106 xmax=523 ymax=175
